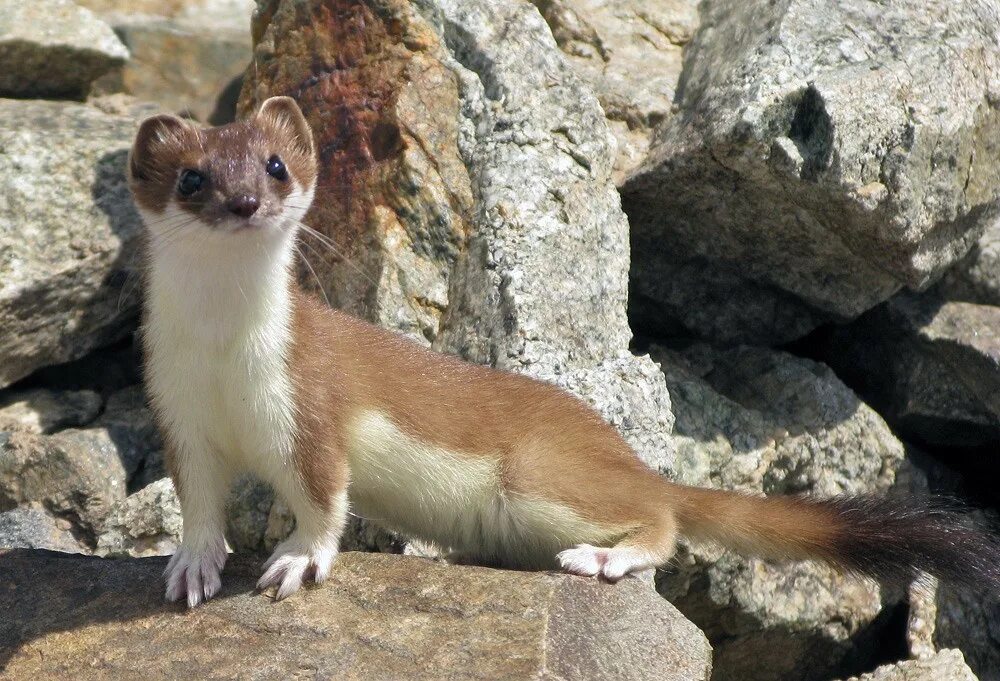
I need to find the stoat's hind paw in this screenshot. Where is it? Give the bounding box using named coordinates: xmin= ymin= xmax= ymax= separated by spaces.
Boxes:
xmin=257 ymin=535 xmax=338 ymax=601
xmin=557 ymin=544 xmax=655 ymax=582
xmin=165 ymin=537 xmax=228 ymax=608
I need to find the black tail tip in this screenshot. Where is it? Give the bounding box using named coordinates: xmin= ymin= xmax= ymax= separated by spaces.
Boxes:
xmin=822 ymin=494 xmax=1000 ymax=594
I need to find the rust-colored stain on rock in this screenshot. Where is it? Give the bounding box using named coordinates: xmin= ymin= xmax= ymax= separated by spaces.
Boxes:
xmin=240 ymin=0 xmax=420 ymax=254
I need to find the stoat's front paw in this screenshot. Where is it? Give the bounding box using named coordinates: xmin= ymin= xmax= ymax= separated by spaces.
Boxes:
xmin=257 ymin=534 xmax=338 ymax=601
xmin=164 ymin=536 xmax=227 ymax=608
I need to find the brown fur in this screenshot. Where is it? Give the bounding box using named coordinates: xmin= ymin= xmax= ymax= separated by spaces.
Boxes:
xmin=136 ymin=98 xmax=1000 ymax=596
xmin=129 ymin=97 xmax=316 ymax=219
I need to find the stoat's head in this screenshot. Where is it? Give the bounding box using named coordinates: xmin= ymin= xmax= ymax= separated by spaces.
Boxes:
xmin=128 ymin=96 xmax=317 ymax=246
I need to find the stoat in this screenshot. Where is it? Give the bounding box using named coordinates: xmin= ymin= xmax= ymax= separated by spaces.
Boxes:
xmin=128 ymin=97 xmax=1000 ymax=608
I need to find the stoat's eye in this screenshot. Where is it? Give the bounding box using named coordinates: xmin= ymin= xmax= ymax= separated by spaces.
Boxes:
xmin=266 ymin=155 xmax=289 ymax=182
xmin=177 ymin=169 xmax=205 ymax=197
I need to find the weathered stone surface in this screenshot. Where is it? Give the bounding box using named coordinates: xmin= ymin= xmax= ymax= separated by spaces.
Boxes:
xmin=530 ymin=0 xmax=699 ymax=182
xmin=0 ymin=550 xmax=712 ymax=680
xmin=96 ymin=16 xmax=251 ymax=124
xmin=0 ymin=99 xmax=152 ymax=389
xmin=907 ymin=579 xmax=939 ymax=661
xmin=79 ymin=0 xmax=254 ymax=30
xmin=0 ymin=389 xmax=101 ymax=434
xmin=839 ymin=650 xmax=979 ymax=681
xmin=0 ymin=429 xmax=127 ymax=538
xmin=935 ymin=545 xmax=1000 ymax=681
xmin=0 ymin=504 xmax=84 ymax=553
xmin=94 ymin=385 xmax=162 ymax=483
xmin=95 ymin=478 xmax=181 ymax=558
xmin=652 ymin=344 xmax=906 ymax=681
xmin=938 ymin=218 xmax=1000 ymax=307
xmin=0 ymin=0 xmax=128 ymax=99
xmin=816 ymin=294 xmax=1000 ymax=448
xmin=623 ymin=0 xmax=1000 ymax=344
xmin=239 ymin=0 xmax=675 ymax=478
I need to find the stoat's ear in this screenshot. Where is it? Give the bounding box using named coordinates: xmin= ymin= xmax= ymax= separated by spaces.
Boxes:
xmin=128 ymin=114 xmax=190 ymax=183
xmin=256 ymin=96 xmax=314 ymax=158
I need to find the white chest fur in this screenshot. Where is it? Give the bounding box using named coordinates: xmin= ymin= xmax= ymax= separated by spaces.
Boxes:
xmin=142 ymin=208 xmax=299 ymax=484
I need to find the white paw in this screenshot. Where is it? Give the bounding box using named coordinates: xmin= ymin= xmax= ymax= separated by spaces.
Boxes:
xmin=164 ymin=536 xmax=228 ymax=608
xmin=557 ymin=544 xmax=654 ymax=582
xmin=257 ymin=534 xmax=338 ymax=601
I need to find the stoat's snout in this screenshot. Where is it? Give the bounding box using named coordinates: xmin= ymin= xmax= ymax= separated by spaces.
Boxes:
xmin=127 ymin=96 xmax=317 ymax=240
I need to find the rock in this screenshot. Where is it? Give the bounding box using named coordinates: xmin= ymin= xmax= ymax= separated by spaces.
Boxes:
xmin=0 ymin=99 xmax=154 ymax=390
xmin=0 ymin=389 xmax=101 ymax=434
xmin=838 ymin=649 xmax=978 ymax=681
xmin=95 ymin=16 xmax=251 ymax=124
xmin=0 ymin=504 xmax=84 ymax=553
xmin=0 ymin=550 xmax=712 ymax=680
xmin=95 ymin=478 xmax=181 ymax=558
xmin=0 ymin=429 xmax=127 ymax=539
xmin=78 ymin=0 xmax=255 ymax=30
xmin=0 ymin=0 xmax=128 ymax=99
xmin=529 ymin=0 xmax=699 ymax=182
xmin=93 ymin=385 xmax=162 ymax=483
xmin=935 ymin=552 xmax=1000 ymax=681
xmin=907 ymin=579 xmax=939 ymax=661
xmin=19 ymin=336 xmax=143 ymax=398
xmin=623 ymin=0 xmax=1000 ymax=344
xmin=239 ymin=0 xmax=675 ymax=477
xmin=815 ymin=294 xmax=1000 ymax=449
xmin=652 ymin=344 xmax=906 ymax=681
xmin=937 ymin=218 xmax=1000 ymax=307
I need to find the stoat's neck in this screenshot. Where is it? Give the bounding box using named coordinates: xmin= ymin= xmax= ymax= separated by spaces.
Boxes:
xmin=145 ymin=223 xmax=297 ymax=350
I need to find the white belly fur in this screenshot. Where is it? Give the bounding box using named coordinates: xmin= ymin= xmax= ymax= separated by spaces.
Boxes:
xmin=345 ymin=410 xmax=620 ymax=567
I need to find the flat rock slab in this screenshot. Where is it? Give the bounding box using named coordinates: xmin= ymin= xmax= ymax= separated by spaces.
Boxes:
xmin=839 ymin=649 xmax=978 ymax=681
xmin=0 ymin=550 xmax=711 ymax=680
xmin=0 ymin=0 xmax=128 ymax=99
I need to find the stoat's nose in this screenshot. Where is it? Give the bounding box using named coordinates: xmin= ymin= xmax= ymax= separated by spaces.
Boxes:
xmin=227 ymin=194 xmax=260 ymax=218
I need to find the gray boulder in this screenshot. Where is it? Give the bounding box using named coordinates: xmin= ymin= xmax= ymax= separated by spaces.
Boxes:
xmin=0 ymin=389 xmax=101 ymax=434
xmin=0 ymin=0 xmax=128 ymax=99
xmin=529 ymin=0 xmax=699 ymax=182
xmin=0 ymin=504 xmax=84 ymax=553
xmin=936 ymin=585 xmax=1000 ymax=681
xmin=937 ymin=218 xmax=1000 ymax=308
xmin=0 ymin=99 xmax=154 ymax=389
xmin=95 ymin=15 xmax=251 ymax=124
xmin=816 ymin=294 xmax=1000 ymax=449
xmin=0 ymin=429 xmax=127 ymax=539
xmin=623 ymin=0 xmax=1000 ymax=344
xmin=838 ymin=649 xmax=979 ymax=681
xmin=95 ymin=477 xmax=181 ymax=558
xmin=653 ymin=344 xmax=906 ymax=681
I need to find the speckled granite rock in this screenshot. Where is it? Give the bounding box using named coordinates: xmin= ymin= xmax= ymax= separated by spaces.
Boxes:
xmin=838 ymin=649 xmax=978 ymax=681
xmin=937 ymin=218 xmax=1000 ymax=307
xmin=0 ymin=99 xmax=154 ymax=389
xmin=0 ymin=430 xmax=127 ymax=539
xmin=0 ymin=550 xmax=712 ymax=681
xmin=816 ymin=294 xmax=1000 ymax=449
xmin=935 ymin=534 xmax=1000 ymax=681
xmin=0 ymin=0 xmax=128 ymax=99
xmin=98 ymin=15 xmax=251 ymax=123
xmin=0 ymin=504 xmax=84 ymax=553
xmin=530 ymin=0 xmax=699 ymax=182
xmin=95 ymin=478 xmax=181 ymax=558
xmin=0 ymin=389 xmax=101 ymax=434
xmin=624 ymin=0 xmax=1000 ymax=344
xmin=653 ymin=344 xmax=906 ymax=681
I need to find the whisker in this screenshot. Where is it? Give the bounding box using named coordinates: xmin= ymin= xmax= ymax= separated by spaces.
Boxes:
xmin=295 ymin=242 xmax=332 ymax=308
xmin=291 ymin=220 xmax=379 ymax=288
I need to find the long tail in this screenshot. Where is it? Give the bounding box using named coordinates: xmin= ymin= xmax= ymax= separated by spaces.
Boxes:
xmin=669 ymin=484 xmax=1000 ymax=590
